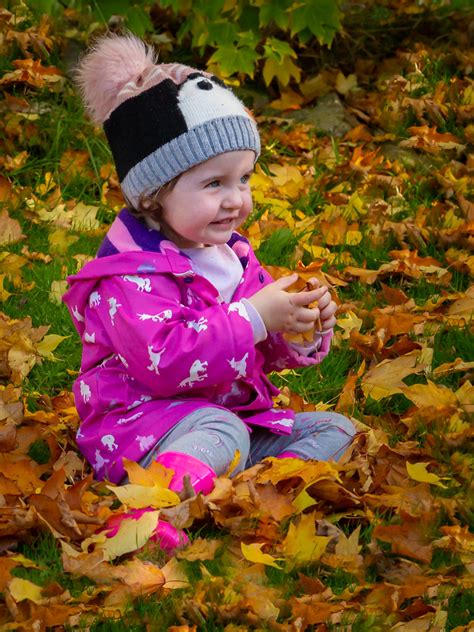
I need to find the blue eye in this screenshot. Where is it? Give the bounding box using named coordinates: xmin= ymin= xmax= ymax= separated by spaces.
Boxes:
xmin=207 ymin=180 xmax=220 ymax=188
xmin=241 ymin=174 xmax=251 ymax=184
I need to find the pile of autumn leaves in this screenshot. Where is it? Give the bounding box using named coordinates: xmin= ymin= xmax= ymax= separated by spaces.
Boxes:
xmin=0 ymin=6 xmax=473 ymax=631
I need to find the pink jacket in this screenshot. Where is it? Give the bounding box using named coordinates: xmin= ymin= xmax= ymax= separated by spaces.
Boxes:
xmin=63 ymin=210 xmax=331 ymax=482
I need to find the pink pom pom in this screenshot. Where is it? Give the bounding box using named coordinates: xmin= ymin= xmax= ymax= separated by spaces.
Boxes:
xmin=76 ymin=33 xmax=157 ymax=123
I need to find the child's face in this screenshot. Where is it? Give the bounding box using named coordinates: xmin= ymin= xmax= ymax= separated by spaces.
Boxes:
xmin=158 ymin=150 xmax=255 ymax=248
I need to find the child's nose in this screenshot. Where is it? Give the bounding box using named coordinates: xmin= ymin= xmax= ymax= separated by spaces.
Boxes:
xmin=222 ymin=187 xmax=243 ymax=208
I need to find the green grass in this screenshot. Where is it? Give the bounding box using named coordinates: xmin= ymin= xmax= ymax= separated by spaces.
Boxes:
xmin=446 ymin=588 xmax=474 ymax=631
xmin=11 ymin=532 xmax=95 ymax=598
xmin=272 ymin=346 xmax=359 ymax=407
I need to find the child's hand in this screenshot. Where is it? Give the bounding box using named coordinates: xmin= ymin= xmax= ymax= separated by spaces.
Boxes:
xmin=248 ymin=273 xmax=329 ymax=334
xmin=307 ymin=277 xmax=337 ymax=332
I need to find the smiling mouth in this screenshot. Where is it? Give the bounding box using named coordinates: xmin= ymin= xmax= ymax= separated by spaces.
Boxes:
xmin=212 ymin=218 xmax=234 ymax=225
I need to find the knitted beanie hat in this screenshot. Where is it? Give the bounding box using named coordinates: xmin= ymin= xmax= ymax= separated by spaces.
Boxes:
xmin=76 ymin=33 xmax=260 ymax=209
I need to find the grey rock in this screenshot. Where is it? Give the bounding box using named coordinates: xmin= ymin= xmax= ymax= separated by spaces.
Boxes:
xmin=380 ymin=142 xmax=437 ymax=172
xmin=285 ymin=92 xmax=358 ymax=136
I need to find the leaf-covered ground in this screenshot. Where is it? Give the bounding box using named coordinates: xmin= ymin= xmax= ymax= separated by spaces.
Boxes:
xmin=0 ymin=4 xmax=473 ymax=631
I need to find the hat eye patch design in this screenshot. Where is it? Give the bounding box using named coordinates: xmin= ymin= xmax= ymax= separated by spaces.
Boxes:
xmin=197 ymin=79 xmax=213 ymax=90
xmin=177 ymin=76 xmax=250 ymax=130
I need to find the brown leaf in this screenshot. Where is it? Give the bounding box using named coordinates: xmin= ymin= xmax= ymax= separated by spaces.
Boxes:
xmin=290 ymin=595 xmax=343 ymax=628
xmin=0 ymin=210 xmax=25 ymax=246
xmin=373 ymin=512 xmax=434 ymax=564
xmin=177 ymin=537 xmax=221 ymax=561
xmin=0 ymin=420 xmax=17 ymax=452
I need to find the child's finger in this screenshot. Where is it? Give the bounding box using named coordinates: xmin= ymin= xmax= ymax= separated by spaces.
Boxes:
xmin=297 ymin=307 xmax=319 ymax=323
xmin=316 ymin=291 xmax=332 ymax=310
xmin=320 ymin=300 xmax=337 ymax=319
xmin=273 ymin=274 xmax=298 ymax=290
xmin=291 ymin=286 xmax=326 ymax=306
xmin=320 ymin=315 xmax=336 ymax=331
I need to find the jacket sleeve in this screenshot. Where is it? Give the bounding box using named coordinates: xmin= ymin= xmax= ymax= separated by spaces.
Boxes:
xmin=90 ymin=273 xmax=257 ymax=396
xmin=257 ymin=330 xmax=333 ymax=372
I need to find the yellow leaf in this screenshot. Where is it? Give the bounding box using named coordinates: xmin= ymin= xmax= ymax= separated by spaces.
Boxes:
xmin=258 ymin=458 xmax=341 ymax=487
xmin=108 ymin=483 xmax=180 ymax=510
xmin=344 ymin=265 xmax=380 ymax=284
xmin=49 ymin=279 xmax=69 ymax=305
xmin=36 ymin=171 xmax=56 ymax=196
xmin=95 ymin=510 xmax=160 ymax=561
xmin=36 ymin=333 xmax=69 ymax=359
xmin=8 ymin=335 xmax=37 ymax=383
xmin=346 ymin=191 xmax=366 ymax=218
xmin=302 ymin=244 xmax=331 ymax=260
xmin=361 ymin=350 xmax=427 ymax=401
xmin=335 ymin=71 xmax=357 ymax=95
xmin=335 ymin=525 xmax=362 ymax=556
xmin=402 ymin=380 xmax=458 ymax=409
xmin=247 ymin=222 xmax=262 ymax=249
xmin=462 ymin=84 xmax=474 ymax=105
xmin=177 ymin=537 xmax=221 ymax=561
xmin=406 ymin=462 xmax=449 ymax=488
xmin=251 ymin=170 xmax=274 ymax=193
xmin=48 ymin=228 xmax=79 ymax=254
xmin=269 ymin=88 xmax=304 ymax=110
xmin=4 ymin=150 xmax=29 ymax=172
xmin=0 ymin=251 xmax=28 ymax=287
xmin=37 ymin=203 xmax=73 ymax=227
xmin=8 ymin=577 xmax=43 ymax=604
xmin=455 ymin=380 xmax=474 ymax=412
xmin=161 ymin=557 xmax=190 ymax=590
xmin=433 ymin=358 xmax=474 ymax=378
xmin=71 ymin=201 xmax=100 ymax=231
xmin=345 ymin=230 xmax=363 ymax=245
xmin=0 ymin=274 xmax=12 ymax=302
xmin=225 ymin=449 xmax=241 ymax=477
xmin=10 ymin=555 xmax=42 ymax=569
xmin=123 ymin=458 xmax=174 ymax=488
xmin=336 ymin=310 xmax=363 ymax=339
xmin=241 ymin=542 xmax=283 ymax=569
xmin=292 ymin=488 xmax=318 ymax=512
xmin=263 ymin=56 xmax=301 ymax=87
xmin=283 ymin=513 xmax=329 ymax=563
xmin=268 ymin=163 xmax=307 ymax=199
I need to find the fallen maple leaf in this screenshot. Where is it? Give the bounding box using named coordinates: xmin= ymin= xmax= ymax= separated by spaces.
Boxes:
xmin=406 ymin=462 xmax=450 ymax=488
xmin=36 ymin=334 xmax=69 ymax=360
xmin=283 ymin=512 xmax=329 ymax=564
xmin=8 ymin=576 xmax=43 ymax=604
xmin=0 ymin=210 xmax=24 ymax=246
xmin=361 ymin=350 xmax=427 ymax=401
xmin=108 ymin=482 xmax=179 ymax=510
xmin=402 ymin=380 xmax=458 ymax=410
xmin=241 ymin=542 xmax=283 ymax=568
xmin=177 ymin=537 xmax=221 ymax=561
xmin=85 ymin=510 xmax=160 ymax=561
xmin=373 ymin=511 xmax=434 ymax=564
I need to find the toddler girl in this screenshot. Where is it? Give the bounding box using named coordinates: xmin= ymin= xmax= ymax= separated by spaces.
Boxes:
xmin=64 ymin=34 xmax=356 ymax=550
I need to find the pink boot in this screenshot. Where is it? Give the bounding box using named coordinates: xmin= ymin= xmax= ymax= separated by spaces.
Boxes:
xmin=156 ymin=451 xmax=216 ymax=496
xmin=277 ymin=451 xmax=300 ymax=458
xmin=102 ymin=452 xmax=216 ymax=552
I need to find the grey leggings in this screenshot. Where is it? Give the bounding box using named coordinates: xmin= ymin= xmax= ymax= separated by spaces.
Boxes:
xmin=142 ymin=407 xmax=356 ymax=476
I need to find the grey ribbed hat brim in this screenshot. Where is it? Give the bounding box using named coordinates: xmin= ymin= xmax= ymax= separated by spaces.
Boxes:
xmin=121 ymin=115 xmax=260 ymax=208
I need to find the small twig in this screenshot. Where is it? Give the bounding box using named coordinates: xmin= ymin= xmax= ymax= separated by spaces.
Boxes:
xmin=180 ymin=474 xmax=196 ymax=501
